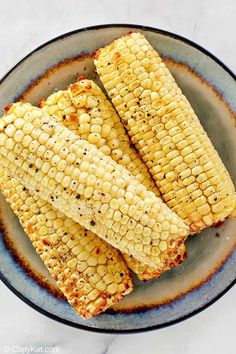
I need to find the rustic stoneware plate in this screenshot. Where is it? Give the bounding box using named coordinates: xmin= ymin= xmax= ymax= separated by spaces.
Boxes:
xmin=0 ymin=24 xmax=236 ymax=333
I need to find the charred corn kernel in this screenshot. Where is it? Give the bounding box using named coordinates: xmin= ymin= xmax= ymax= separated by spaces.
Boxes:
xmin=42 ymin=82 xmax=185 ymax=278
xmin=0 ymin=168 xmax=132 ymax=319
xmin=123 ymin=242 xmax=186 ymax=281
xmin=95 ymin=32 xmax=236 ymax=233
xmin=41 ymin=79 xmax=159 ymax=195
xmin=0 ymin=103 xmax=188 ymax=268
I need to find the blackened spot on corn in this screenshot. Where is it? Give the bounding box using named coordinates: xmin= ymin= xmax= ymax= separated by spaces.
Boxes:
xmin=76 ymin=194 xmax=81 ymax=199
xmin=4 ymin=103 xmax=13 ymax=113
xmin=215 ymin=220 xmax=225 ymax=228
xmin=90 ymin=220 xmax=95 ymax=226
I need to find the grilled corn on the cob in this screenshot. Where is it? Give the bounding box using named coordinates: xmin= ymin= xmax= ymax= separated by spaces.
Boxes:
xmin=95 ymin=32 xmax=236 ymax=233
xmin=0 ymin=168 xmax=132 ymax=319
xmin=0 ymin=102 xmax=188 ymax=268
xmin=41 ymin=80 xmax=186 ymax=279
xmin=40 ymin=78 xmax=159 ymax=195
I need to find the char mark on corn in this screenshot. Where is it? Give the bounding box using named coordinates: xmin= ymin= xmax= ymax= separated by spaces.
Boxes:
xmin=95 ymin=32 xmax=236 ymax=233
xmin=0 ymin=102 xmax=188 ymax=268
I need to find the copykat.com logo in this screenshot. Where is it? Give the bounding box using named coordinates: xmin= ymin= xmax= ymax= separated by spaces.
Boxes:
xmin=3 ymin=345 xmax=61 ymax=353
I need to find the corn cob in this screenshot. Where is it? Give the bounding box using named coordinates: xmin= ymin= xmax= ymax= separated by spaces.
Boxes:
xmin=0 ymin=102 xmax=188 ymax=268
xmin=0 ymin=168 xmax=132 ymax=319
xmin=95 ymin=32 xmax=236 ymax=233
xmin=41 ymin=80 xmax=187 ymax=280
xmin=41 ymin=83 xmax=187 ymax=279
xmin=40 ymin=78 xmax=159 ymax=195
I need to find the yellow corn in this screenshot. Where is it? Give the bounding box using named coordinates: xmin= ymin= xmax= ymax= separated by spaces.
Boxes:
xmin=123 ymin=242 xmax=186 ymax=281
xmin=0 ymin=102 xmax=188 ymax=268
xmin=95 ymin=32 xmax=236 ymax=233
xmin=0 ymin=168 xmax=132 ymax=319
xmin=41 ymin=80 xmax=186 ymax=279
xmin=40 ymin=78 xmax=159 ymax=195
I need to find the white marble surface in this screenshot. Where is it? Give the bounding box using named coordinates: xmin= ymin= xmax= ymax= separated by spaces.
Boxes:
xmin=0 ymin=0 xmax=235 ymax=353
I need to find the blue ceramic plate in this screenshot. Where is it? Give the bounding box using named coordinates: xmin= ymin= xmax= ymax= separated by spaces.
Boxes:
xmin=0 ymin=24 xmax=235 ymax=333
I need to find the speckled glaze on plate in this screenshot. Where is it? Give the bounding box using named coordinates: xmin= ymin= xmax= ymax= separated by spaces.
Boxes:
xmin=0 ymin=24 xmax=235 ymax=333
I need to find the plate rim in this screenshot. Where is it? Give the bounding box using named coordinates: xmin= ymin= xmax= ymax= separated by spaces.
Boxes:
xmin=0 ymin=23 xmax=235 ymax=334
